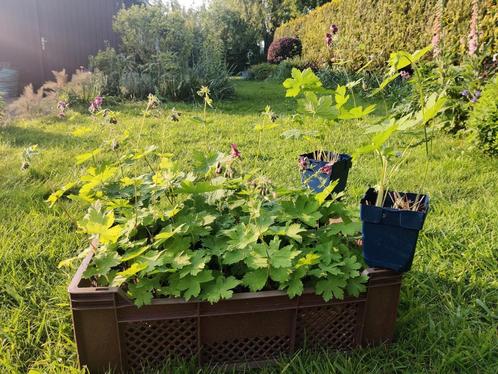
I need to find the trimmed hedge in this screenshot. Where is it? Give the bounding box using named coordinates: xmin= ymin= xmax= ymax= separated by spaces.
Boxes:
xmin=468 ymin=77 xmax=498 ymax=155
xmin=275 ymin=0 xmax=498 ymax=71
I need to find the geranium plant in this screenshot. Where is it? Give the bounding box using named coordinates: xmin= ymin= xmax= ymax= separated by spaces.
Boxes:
xmin=282 ymin=67 xmax=375 ymax=194
xmin=362 ymin=46 xmax=447 ymax=207
xmin=50 ymin=143 xmax=367 ymax=307
xmin=356 ymin=46 xmax=447 ymax=272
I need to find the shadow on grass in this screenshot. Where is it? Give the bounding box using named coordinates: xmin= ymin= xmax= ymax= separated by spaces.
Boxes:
xmin=0 ymin=125 xmax=84 ymax=149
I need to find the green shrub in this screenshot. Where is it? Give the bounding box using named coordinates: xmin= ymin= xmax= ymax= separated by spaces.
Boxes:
xmin=113 ymin=4 xmax=193 ymax=67
xmin=65 ymin=69 xmax=106 ymax=104
xmin=388 ymin=55 xmax=495 ymax=134
xmin=249 ymin=63 xmax=277 ymax=80
xmin=89 ymin=46 xmax=124 ymax=96
xmin=270 ymin=58 xmax=319 ymax=82
xmin=201 ymin=2 xmax=262 ymax=73
xmin=191 ymin=58 xmax=235 ymax=99
xmin=275 ymin=0 xmax=498 ymax=71
xmin=271 ymin=61 xmax=293 ymax=81
xmin=317 ymin=67 xmax=352 ymax=89
xmin=119 ymin=70 xmax=155 ymax=99
xmin=90 ymin=4 xmax=233 ymax=101
xmin=467 ymin=77 xmax=498 ymax=155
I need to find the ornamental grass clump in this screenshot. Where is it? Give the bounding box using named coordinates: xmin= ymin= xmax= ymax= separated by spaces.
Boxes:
xmin=51 ymin=143 xmax=367 ymax=307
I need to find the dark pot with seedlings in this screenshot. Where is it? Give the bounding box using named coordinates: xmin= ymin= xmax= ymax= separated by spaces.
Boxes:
xmin=360 ymin=188 xmax=429 ymax=272
xmin=299 ymin=151 xmax=352 ymax=194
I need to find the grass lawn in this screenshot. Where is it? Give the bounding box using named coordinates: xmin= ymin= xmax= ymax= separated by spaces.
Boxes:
xmin=0 ymin=80 xmax=497 ymax=373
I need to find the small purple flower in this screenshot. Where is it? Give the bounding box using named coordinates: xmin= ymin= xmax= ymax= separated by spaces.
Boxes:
xmin=400 ymin=70 xmax=411 ymax=80
xmin=461 ymin=90 xmax=470 ymax=97
xmin=89 ymin=96 xmax=103 ymax=114
xmin=470 ymin=96 xmax=478 ymax=103
xmin=298 ymin=156 xmax=309 ymax=171
xmin=330 ymin=24 xmax=338 ymax=34
xmin=94 ymin=96 xmax=103 ymax=107
xmin=474 ymin=90 xmax=481 ymax=98
xmin=57 ymin=101 xmax=68 ymax=111
xmin=230 ymin=144 xmax=241 ymax=158
xmin=325 ymin=33 xmax=333 ymax=47
xmin=57 ymin=100 xmax=68 ymax=118
xmin=319 ymin=162 xmax=334 ymax=175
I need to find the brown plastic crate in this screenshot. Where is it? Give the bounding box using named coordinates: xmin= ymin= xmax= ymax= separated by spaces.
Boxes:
xmin=69 ymin=252 xmax=402 ymax=373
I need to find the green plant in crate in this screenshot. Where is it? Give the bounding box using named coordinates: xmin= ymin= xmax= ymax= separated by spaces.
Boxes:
xmin=50 ymin=141 xmax=367 ymax=307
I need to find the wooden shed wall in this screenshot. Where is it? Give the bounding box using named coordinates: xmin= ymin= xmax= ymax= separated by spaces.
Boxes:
xmin=0 ymin=0 xmax=138 ymax=91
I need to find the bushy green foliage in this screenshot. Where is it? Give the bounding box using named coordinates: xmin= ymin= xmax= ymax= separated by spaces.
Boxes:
xmin=270 ymin=57 xmax=319 ymax=82
xmin=113 ymin=4 xmax=193 ymax=67
xmin=275 ymin=0 xmax=498 ymax=71
xmin=202 ymin=1 xmax=263 ymax=72
xmin=389 ymin=54 xmax=496 ymax=134
xmin=90 ymin=4 xmax=233 ymax=101
xmin=89 ymin=46 xmax=124 ymax=96
xmin=468 ymin=77 xmax=498 ymax=155
xmin=271 ymin=61 xmax=294 ymax=81
xmin=52 ymin=144 xmax=366 ymax=306
xmin=316 ymin=66 xmax=380 ymax=94
xmin=249 ymin=63 xmax=278 ymax=80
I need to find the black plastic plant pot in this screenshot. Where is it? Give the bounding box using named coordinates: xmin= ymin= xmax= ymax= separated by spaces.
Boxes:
xmin=299 ymin=151 xmax=352 ymax=194
xmin=360 ymin=188 xmax=430 ymax=272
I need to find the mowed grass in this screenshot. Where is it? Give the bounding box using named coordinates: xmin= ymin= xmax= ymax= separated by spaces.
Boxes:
xmin=0 ymin=80 xmax=497 ymax=373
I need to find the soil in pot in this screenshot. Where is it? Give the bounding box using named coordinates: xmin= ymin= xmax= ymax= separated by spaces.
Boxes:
xmin=360 ymin=188 xmax=429 ymax=272
xmin=299 ymin=151 xmax=352 ymax=195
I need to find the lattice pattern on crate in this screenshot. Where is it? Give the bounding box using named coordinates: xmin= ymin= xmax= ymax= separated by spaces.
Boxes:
xmin=296 ymin=304 xmax=360 ymax=350
xmin=121 ymin=318 xmax=197 ymax=371
xmin=202 ymin=335 xmax=291 ymax=364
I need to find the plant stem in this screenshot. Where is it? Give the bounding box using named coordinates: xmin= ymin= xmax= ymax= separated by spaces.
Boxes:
xmin=375 ymin=150 xmax=388 ymax=207
xmin=412 ymin=60 xmax=430 ymax=158
xmin=143 ymin=155 xmax=156 ymax=174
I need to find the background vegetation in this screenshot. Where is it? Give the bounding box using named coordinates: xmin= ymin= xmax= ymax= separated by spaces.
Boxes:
xmin=275 ymin=0 xmax=498 ymax=70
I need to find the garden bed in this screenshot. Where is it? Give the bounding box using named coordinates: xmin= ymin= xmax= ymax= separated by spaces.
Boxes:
xmin=69 ymin=252 xmax=402 ymax=373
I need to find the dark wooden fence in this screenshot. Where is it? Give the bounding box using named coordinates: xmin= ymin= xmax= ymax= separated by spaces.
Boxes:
xmin=0 ymin=0 xmax=139 ymax=92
